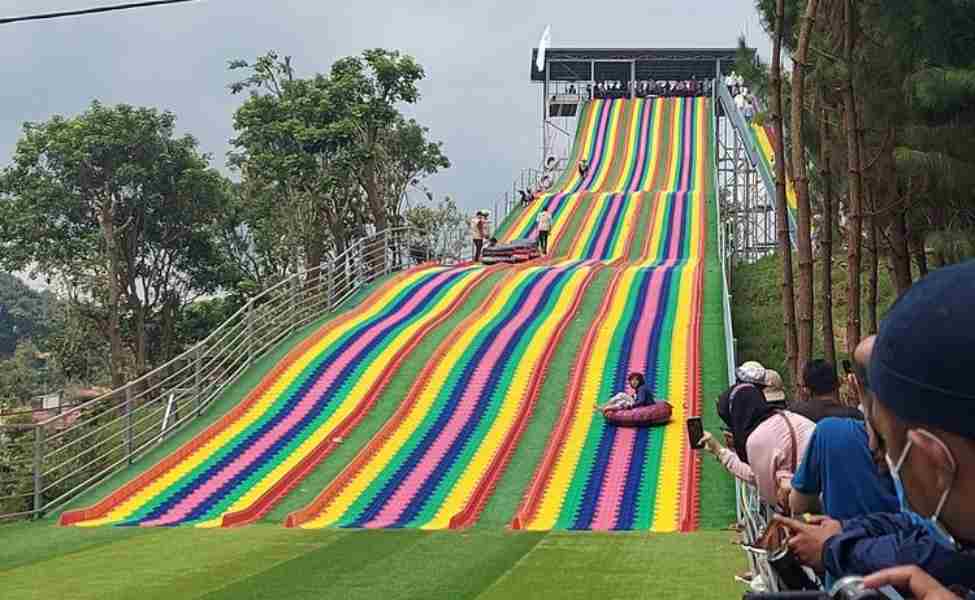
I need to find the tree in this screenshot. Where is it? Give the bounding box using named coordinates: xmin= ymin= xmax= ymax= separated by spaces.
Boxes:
xmin=790 ymin=0 xmax=820 ymax=375
xmin=405 ymin=195 xmax=467 ymax=260
xmin=0 ymin=273 xmax=55 ymax=357
xmin=328 ymin=49 xmax=435 ymax=233
xmin=770 ymin=0 xmax=800 ymax=379
xmin=0 ymin=102 xmax=231 ymax=384
xmin=230 ymin=52 xmax=364 ymax=283
xmin=229 ymin=50 xmax=448 ymax=282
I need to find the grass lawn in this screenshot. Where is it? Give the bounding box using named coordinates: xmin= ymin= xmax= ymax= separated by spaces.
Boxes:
xmin=730 ymin=251 xmax=900 ymax=388
xmin=0 ymin=522 xmax=745 ymax=600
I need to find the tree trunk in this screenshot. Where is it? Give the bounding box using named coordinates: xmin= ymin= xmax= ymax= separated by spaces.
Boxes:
xmin=887 ymin=208 xmax=912 ymax=295
xmin=842 ymin=0 xmax=863 ymax=356
xmin=818 ymin=105 xmax=836 ymax=366
xmin=911 ymin=234 xmax=929 ymax=278
xmin=866 ymin=186 xmax=880 ymax=335
xmin=791 ymin=0 xmax=820 ymax=376
xmin=304 ymin=236 xmax=325 ymax=289
xmin=772 ymin=0 xmax=799 ymax=380
xmin=98 ymin=202 xmax=125 ymax=388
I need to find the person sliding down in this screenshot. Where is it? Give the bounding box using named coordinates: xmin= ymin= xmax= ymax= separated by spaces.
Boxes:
xmin=597 ymin=372 xmax=653 ymax=415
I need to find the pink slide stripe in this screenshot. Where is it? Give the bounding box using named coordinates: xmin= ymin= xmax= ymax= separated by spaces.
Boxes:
xmin=363 ymin=267 xmax=566 ymax=528
xmin=590 ymin=427 xmax=638 ymax=530
xmin=629 ymin=100 xmax=653 ymax=191
xmin=678 ymin=99 xmax=694 ymax=192
xmin=590 ymin=195 xmax=624 ymax=258
xmin=579 ymin=101 xmax=614 ymax=190
xmin=667 ymin=193 xmax=688 ymax=260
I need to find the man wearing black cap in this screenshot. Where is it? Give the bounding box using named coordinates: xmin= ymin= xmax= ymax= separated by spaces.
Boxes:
xmin=775 ymin=260 xmax=975 ymax=599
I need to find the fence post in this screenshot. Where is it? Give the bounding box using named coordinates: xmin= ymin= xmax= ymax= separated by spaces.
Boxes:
xmin=32 ymin=425 xmax=44 ymax=518
xmin=327 ymin=261 xmax=335 ymax=313
xmin=246 ymin=299 xmax=255 ymax=360
xmin=125 ymin=387 xmax=134 ymax=464
xmin=194 ymin=345 xmax=203 ymax=415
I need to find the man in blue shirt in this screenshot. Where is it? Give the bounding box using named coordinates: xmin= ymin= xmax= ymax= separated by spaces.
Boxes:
xmin=789 ymin=417 xmax=899 ymax=520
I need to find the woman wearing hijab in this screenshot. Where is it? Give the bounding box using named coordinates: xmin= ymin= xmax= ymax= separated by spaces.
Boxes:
xmin=698 ymin=361 xmax=815 ymax=509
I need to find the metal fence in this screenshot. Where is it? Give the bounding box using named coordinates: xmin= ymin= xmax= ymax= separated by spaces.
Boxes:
xmin=713 ymin=77 xmax=784 ymax=593
xmin=0 ymin=227 xmax=432 ymax=521
xmin=493 ymin=166 xmax=547 ymax=227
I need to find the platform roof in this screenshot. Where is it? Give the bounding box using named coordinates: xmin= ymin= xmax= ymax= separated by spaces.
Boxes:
xmin=530 ymin=47 xmax=746 ymax=82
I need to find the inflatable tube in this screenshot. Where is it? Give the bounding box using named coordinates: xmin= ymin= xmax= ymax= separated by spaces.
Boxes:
xmin=603 ymin=402 xmax=673 ymax=427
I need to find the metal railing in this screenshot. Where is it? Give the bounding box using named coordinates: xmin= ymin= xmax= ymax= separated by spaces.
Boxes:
xmin=493 ymin=166 xmax=548 ymax=228
xmin=713 ymin=80 xmax=781 ymax=592
xmin=0 ymin=227 xmax=432 ymax=521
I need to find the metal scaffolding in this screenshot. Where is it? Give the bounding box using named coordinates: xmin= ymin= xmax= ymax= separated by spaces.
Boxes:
xmin=716 ymin=113 xmax=777 ymax=265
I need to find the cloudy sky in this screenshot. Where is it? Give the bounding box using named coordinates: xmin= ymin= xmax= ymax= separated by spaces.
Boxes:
xmin=1 ymin=0 xmax=769 ymax=216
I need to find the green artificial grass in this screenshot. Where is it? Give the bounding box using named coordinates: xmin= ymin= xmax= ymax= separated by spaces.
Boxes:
xmin=0 ymin=523 xmax=745 ymax=600
xmin=697 ymin=189 xmax=738 ymax=530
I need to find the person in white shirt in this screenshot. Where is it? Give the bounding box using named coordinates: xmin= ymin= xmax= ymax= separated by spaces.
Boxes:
xmin=471 ymin=211 xmax=487 ymax=261
xmin=536 ymin=209 xmax=552 ymax=255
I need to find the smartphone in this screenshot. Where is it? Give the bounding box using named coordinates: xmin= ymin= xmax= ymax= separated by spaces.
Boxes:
xmin=842 ymin=359 xmax=853 ymax=375
xmin=687 ymin=416 xmax=705 ymax=449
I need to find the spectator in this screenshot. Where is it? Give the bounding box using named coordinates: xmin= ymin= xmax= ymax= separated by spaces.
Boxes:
xmin=735 ymin=90 xmax=747 ymax=113
xmin=698 ymin=361 xmax=815 ymax=509
xmin=777 ymin=261 xmax=975 ymax=598
xmin=743 ymin=98 xmax=756 ymax=122
xmin=536 ymin=208 xmax=552 ymax=254
xmin=790 ymin=359 xmax=864 ymax=423
xmin=762 ymin=368 xmax=787 ymax=407
xmin=597 ymin=372 xmax=654 ymax=414
xmin=786 ymin=417 xmax=899 ymax=520
xmin=471 ymin=211 xmax=487 ymax=262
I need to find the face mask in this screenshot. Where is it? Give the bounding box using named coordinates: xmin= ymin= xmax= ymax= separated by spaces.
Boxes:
xmin=885 ymin=433 xmax=959 ymax=551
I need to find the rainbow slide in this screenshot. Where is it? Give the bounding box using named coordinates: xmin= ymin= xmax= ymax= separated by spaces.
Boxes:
xmin=508 ymin=97 xmax=713 ymax=531
xmin=286 ymin=263 xmax=596 ymax=529
xmin=63 ymin=96 xmax=719 ymax=532
xmin=751 ymin=123 xmax=798 ymax=231
xmin=61 ymin=265 xmax=489 ymax=527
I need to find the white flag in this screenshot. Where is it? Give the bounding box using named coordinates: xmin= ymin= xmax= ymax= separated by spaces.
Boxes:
xmin=535 ymin=25 xmax=551 ymax=72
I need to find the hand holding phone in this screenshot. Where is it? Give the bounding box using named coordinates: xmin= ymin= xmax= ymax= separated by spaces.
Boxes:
xmin=687 ymin=416 xmax=705 ymax=449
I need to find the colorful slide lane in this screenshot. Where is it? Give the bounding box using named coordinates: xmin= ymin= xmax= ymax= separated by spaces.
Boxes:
xmin=509 ymin=98 xmax=713 ymax=531
xmin=61 ymin=265 xmax=489 ymax=528
xmin=502 ymin=97 xmax=711 ymax=246
xmin=511 ymin=262 xmax=704 ymax=532
xmin=751 ymin=123 xmax=798 ymax=230
xmin=286 ymin=263 xmax=597 ymax=530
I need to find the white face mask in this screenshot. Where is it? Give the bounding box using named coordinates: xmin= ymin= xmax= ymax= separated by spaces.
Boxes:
xmin=885 ymin=431 xmax=959 ymax=550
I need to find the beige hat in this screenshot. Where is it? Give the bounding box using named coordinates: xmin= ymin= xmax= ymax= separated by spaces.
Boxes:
xmin=736 ymin=360 xmax=786 ymax=402
xmin=763 ymin=369 xmax=786 ymax=402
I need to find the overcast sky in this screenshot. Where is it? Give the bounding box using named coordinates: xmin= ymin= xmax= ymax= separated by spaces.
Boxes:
xmin=1 ymin=0 xmax=769 ymax=216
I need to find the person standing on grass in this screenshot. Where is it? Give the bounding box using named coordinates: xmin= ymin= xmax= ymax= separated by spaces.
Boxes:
xmin=536 ymin=208 xmax=552 ymax=255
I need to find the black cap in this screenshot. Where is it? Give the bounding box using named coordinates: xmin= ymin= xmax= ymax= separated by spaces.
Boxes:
xmin=869 ymin=260 xmax=975 ymax=439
